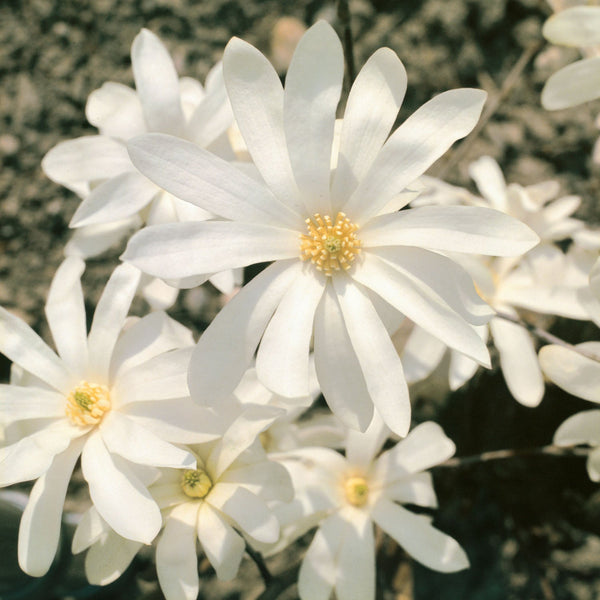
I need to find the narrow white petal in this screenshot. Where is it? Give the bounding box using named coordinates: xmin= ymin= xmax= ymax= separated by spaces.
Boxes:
xmin=401 ymin=326 xmax=447 ymax=384
xmin=539 ymin=342 xmax=600 ymax=403
xmin=588 ymin=447 xmax=600 ymax=482
xmin=45 ymin=257 xmax=88 ymax=374
xmin=353 ymin=252 xmax=490 ymax=366
xmin=207 ymin=484 xmax=279 ymax=543
xmin=372 ymin=498 xmax=469 ymax=572
xmin=344 ymin=88 xmax=487 ymax=222
xmin=72 ymin=507 xmax=108 ymax=553
xmin=490 ymin=315 xmax=544 ymax=407
xmin=100 ymin=412 xmax=196 ymax=468
xmin=81 ymin=431 xmax=161 ymax=543
xmin=131 ymin=28 xmax=186 ymax=135
xmin=87 ymin=262 xmax=141 ymax=382
xmin=336 ymin=509 xmax=375 ymax=600
xmin=85 ymin=81 xmax=146 ymax=139
xmin=0 ymin=306 xmax=71 ymax=393
xmin=127 ymin=133 xmax=303 ymax=228
xmin=384 ymin=471 xmax=438 ymax=508
xmin=298 ymin=512 xmax=346 ymax=600
xmin=542 ymin=57 xmax=600 ymax=110
xmin=196 ymin=502 xmax=245 ymax=580
xmin=314 ymin=283 xmax=374 ymax=431
xmin=65 ymin=217 xmax=140 ymax=259
xmin=554 ymin=410 xmax=600 ymax=446
xmin=18 ymin=438 xmax=84 ymax=576
xmin=0 ymin=385 xmax=65 ymax=423
xmin=223 ymin=37 xmax=304 ymax=214
xmin=331 ymin=48 xmax=407 ymax=209
xmin=284 ymin=21 xmax=343 ymax=213
xmin=85 ymin=530 xmax=143 ymax=585
xmin=156 ymin=502 xmax=201 ymax=600
xmin=256 ymin=267 xmax=324 ymax=397
xmin=189 ymin=260 xmax=301 ymax=402
xmin=467 ymin=156 xmax=507 ymax=212
xmin=70 ymin=172 xmax=158 ymax=228
xmin=543 ymin=7 xmax=600 ymax=47
xmin=360 ymin=206 xmax=540 ymax=256
xmin=123 ymin=221 xmax=298 ymax=279
xmin=345 ymin=412 xmax=389 ymax=469
xmin=333 ymin=276 xmax=411 ymax=436
xmin=219 ymin=460 xmax=293 ymax=502
xmin=449 ymin=347 xmax=481 ymax=391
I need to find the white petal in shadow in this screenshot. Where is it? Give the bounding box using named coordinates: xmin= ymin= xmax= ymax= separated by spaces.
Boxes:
xmin=542 ymin=56 xmax=600 ymax=110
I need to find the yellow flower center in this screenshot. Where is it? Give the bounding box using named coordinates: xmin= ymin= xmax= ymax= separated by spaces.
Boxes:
xmin=344 ymin=475 xmax=369 ymax=507
xmin=65 ymin=381 xmax=111 ymax=427
xmin=300 ymin=212 xmax=361 ymax=276
xmin=181 ymin=468 xmax=213 ymax=499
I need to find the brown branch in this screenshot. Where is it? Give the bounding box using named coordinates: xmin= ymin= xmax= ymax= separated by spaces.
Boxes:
xmin=337 ymin=0 xmax=356 ymax=85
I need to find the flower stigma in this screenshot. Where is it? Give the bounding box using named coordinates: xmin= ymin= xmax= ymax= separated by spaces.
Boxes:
xmin=65 ymin=381 xmax=111 ymax=427
xmin=300 ymin=212 xmax=361 ymax=276
xmin=181 ymin=468 xmax=213 ymax=499
xmin=344 ymin=475 xmax=369 ymax=507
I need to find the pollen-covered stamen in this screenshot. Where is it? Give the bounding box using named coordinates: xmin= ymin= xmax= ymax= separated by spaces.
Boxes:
xmin=181 ymin=468 xmax=213 ymax=499
xmin=65 ymin=381 xmax=111 ymax=427
xmin=300 ymin=212 xmax=361 ymax=276
xmin=344 ymin=475 xmax=369 ymax=507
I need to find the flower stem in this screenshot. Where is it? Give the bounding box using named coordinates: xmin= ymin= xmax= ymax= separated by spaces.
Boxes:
xmin=245 ymin=544 xmax=273 ymax=587
xmin=337 ymin=0 xmax=356 ymax=85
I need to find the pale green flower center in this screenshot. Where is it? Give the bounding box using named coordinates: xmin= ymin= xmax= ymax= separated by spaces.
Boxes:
xmin=181 ymin=468 xmax=213 ymax=499
xmin=300 ymin=212 xmax=361 ymax=276
xmin=65 ymin=381 xmax=111 ymax=427
xmin=344 ymin=475 xmax=369 ymax=507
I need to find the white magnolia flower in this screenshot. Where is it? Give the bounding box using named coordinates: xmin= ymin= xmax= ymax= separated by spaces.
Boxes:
xmin=123 ymin=22 xmax=538 ymax=436
xmin=73 ymin=406 xmax=293 ymax=600
xmin=541 ymin=6 xmax=600 ymax=110
xmin=269 ymin=418 xmax=466 ymax=600
xmin=0 ymin=257 xmax=222 ymax=576
xmin=42 ymin=28 xmax=240 ymax=305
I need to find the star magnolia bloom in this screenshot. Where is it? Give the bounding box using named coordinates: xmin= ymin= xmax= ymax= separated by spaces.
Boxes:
xmin=42 ymin=28 xmax=240 ymax=305
xmin=123 ymin=22 xmax=539 ymax=436
xmin=72 ymin=405 xmax=293 ymax=600
xmin=541 ymin=6 xmax=600 ymax=110
xmin=0 ymin=258 xmax=222 ymax=576
xmin=268 ymin=418 xmax=467 ymax=600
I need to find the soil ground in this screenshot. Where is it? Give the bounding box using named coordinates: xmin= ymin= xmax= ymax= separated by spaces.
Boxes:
xmin=2 ymin=0 xmax=600 ymax=599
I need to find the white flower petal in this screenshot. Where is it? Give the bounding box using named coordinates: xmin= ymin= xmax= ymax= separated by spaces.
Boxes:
xmin=543 ymin=7 xmax=600 ymax=47
xmin=490 ymin=315 xmax=544 ymax=407
xmin=353 ymin=252 xmax=490 ymax=366
xmin=196 ymin=502 xmax=245 ymax=580
xmin=554 ymin=410 xmax=600 ymax=447
xmin=539 ymin=342 xmax=600 ymax=403
xmin=81 ymin=431 xmax=161 ymax=543
xmin=72 ymin=507 xmax=108 ymax=553
xmin=65 ymin=217 xmax=140 ymax=259
xmin=256 ymin=267 xmax=324 ymax=397
xmin=384 ymin=471 xmax=438 ymax=508
xmin=344 ymin=88 xmax=487 ymax=222
xmin=100 ymin=412 xmax=196 ymax=468
xmin=85 ymin=81 xmax=146 ymax=139
xmin=345 ymin=412 xmax=389 ymax=470
xmin=219 ymin=460 xmax=293 ymax=502
xmin=85 ymin=530 xmax=143 ymax=585
xmin=588 ymin=446 xmax=600 ymax=482
xmin=131 ymin=28 xmax=186 ymax=135
xmin=0 ymin=385 xmax=65 ymax=423
xmin=333 ymin=276 xmax=410 ymax=436
xmin=542 ymin=56 xmax=600 ymax=110
xmin=372 ymin=498 xmax=469 ymax=572
xmin=449 ymin=345 xmax=482 ymax=391
xmin=18 ymin=438 xmax=84 ymax=576
xmin=336 ymin=509 xmax=375 ymax=600
xmin=313 ymin=283 xmax=374 ymax=431
xmin=189 ymin=260 xmax=300 ymax=402
xmin=331 ymin=48 xmax=407 ymax=209
xmin=123 ymin=221 xmax=298 ymax=279
xmin=468 ymin=156 xmax=507 ymax=212
xmin=87 ymin=262 xmax=141 ymax=382
xmin=45 ymin=257 xmax=88 ymax=374
xmin=360 ymin=206 xmax=540 ymax=256
xmin=298 ymin=512 xmax=346 ymax=600
xmin=284 ymin=21 xmax=343 ymax=213
xmin=127 ymin=133 xmax=302 ymax=228
xmin=401 ymin=326 xmax=447 ymax=384
xmin=223 ymin=36 xmax=304 ymax=214
xmin=70 ymin=172 xmax=158 ymax=228
xmin=42 ymin=136 xmax=133 ymax=195
xmin=207 ymin=484 xmax=279 ymax=543
xmin=0 ymin=306 xmax=72 ymax=393
xmin=156 ymin=502 xmax=201 ymax=600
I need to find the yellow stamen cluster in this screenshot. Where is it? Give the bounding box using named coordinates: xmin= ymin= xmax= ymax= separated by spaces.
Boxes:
xmin=344 ymin=475 xmax=369 ymax=507
xmin=65 ymin=381 xmax=111 ymax=427
xmin=300 ymin=212 xmax=361 ymax=276
xmin=181 ymin=468 xmax=213 ymax=499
